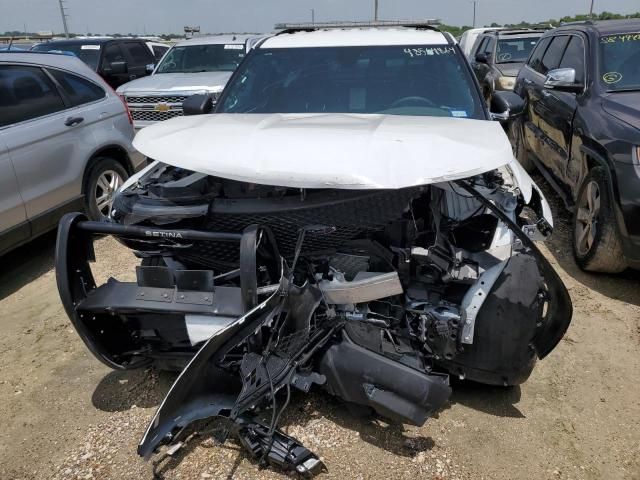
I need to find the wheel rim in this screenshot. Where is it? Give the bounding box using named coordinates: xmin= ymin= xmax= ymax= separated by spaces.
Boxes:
xmin=575 ymin=180 xmax=601 ymax=256
xmin=94 ymin=170 xmax=123 ymax=217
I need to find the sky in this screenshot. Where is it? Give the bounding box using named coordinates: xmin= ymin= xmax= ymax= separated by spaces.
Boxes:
xmin=2 ymin=0 xmax=640 ymax=35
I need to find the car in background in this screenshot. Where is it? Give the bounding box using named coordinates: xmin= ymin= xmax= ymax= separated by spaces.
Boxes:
xmin=116 ymin=35 xmax=264 ymax=129
xmin=458 ymin=27 xmax=505 ymax=59
xmin=0 ymin=52 xmax=144 ymax=256
xmin=511 ymin=19 xmax=640 ymax=273
xmin=470 ymin=29 xmax=544 ymax=104
xmin=31 ymin=38 xmax=156 ymax=89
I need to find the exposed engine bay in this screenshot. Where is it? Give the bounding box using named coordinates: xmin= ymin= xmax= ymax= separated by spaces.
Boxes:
xmin=56 ymin=161 xmax=571 ymax=476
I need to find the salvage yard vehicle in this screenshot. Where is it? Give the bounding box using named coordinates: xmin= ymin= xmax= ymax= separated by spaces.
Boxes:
xmin=470 ymin=29 xmax=544 ymax=104
xmin=56 ymin=21 xmax=572 ymax=476
xmin=0 ymin=52 xmax=144 ymax=256
xmin=31 ymin=38 xmax=156 ymax=89
xmin=511 ymin=19 xmax=640 ymax=273
xmin=116 ymin=35 xmax=265 ymax=129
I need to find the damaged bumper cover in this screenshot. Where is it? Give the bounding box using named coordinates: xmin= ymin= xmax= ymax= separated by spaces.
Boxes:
xmin=55 ymin=177 xmax=571 ymax=475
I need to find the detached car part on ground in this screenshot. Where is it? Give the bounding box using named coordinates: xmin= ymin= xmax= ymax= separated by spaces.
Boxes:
xmin=56 ymin=112 xmax=571 ymax=476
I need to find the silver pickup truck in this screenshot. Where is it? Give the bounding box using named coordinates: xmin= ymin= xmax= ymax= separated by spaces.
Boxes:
xmin=116 ymin=34 xmax=266 ymax=129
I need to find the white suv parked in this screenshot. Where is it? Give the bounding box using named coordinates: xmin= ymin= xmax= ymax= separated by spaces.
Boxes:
xmin=116 ymin=35 xmax=266 ymax=128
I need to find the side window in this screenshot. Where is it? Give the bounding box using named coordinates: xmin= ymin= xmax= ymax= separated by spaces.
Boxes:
xmin=153 ymin=46 xmax=169 ymax=61
xmin=540 ymin=35 xmax=570 ymax=75
xmin=49 ymin=69 xmax=105 ymax=107
xmin=559 ymin=35 xmax=586 ymax=83
xmin=474 ymin=37 xmax=488 ymax=56
xmin=125 ymin=42 xmax=153 ymax=65
xmin=102 ymin=44 xmax=125 ymax=68
xmin=528 ymin=36 xmax=552 ymax=74
xmin=484 ymin=38 xmax=496 ymax=56
xmin=0 ymin=65 xmax=65 ymax=127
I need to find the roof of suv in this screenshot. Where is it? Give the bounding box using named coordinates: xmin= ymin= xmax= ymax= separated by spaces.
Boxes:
xmin=485 ymin=29 xmax=546 ymax=37
xmin=261 ymin=27 xmax=449 ymax=48
xmin=555 ymin=18 xmax=640 ymax=35
xmin=0 ymin=51 xmax=97 ymax=71
xmin=174 ymin=35 xmax=260 ymax=47
xmin=31 ymin=38 xmax=141 ymax=47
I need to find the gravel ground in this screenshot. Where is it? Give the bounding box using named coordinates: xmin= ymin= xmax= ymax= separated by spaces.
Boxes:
xmin=1 ymin=181 xmax=639 ymax=480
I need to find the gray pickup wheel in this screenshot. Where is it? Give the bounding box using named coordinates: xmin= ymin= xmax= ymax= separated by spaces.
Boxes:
xmin=572 ymin=167 xmax=627 ymax=273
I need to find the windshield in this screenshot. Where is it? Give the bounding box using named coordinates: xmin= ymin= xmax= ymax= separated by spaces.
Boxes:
xmin=496 ymin=37 xmax=540 ymax=63
xmin=218 ymin=45 xmax=483 ymax=119
xmin=32 ymin=43 xmax=101 ymax=70
xmin=156 ymin=44 xmax=246 ymax=73
xmin=599 ymin=33 xmax=640 ymax=91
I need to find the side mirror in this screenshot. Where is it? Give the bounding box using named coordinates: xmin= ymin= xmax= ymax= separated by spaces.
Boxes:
xmin=183 ymin=94 xmax=214 ymax=116
xmin=475 ymin=52 xmax=489 ymax=64
xmin=490 ymin=91 xmax=525 ymax=122
xmin=107 ymin=60 xmax=127 ymax=74
xmin=544 ymin=68 xmax=583 ymax=93
xmin=145 ymin=63 xmax=155 ymax=74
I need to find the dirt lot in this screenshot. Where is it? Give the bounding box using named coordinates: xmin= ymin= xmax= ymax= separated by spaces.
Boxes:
xmin=1 ymin=185 xmax=639 ymax=480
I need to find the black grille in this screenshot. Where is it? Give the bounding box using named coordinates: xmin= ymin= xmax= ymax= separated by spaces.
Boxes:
xmin=178 ymin=187 xmax=422 ymax=268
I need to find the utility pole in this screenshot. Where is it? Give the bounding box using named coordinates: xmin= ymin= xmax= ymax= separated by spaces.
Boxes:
xmin=58 ymin=0 xmax=70 ymax=38
xmin=374 ymin=0 xmax=379 ymax=21
xmin=472 ymin=0 xmax=478 ymax=28
xmin=589 ymin=0 xmax=595 ymax=18
xmin=311 ymin=8 xmax=315 ymax=24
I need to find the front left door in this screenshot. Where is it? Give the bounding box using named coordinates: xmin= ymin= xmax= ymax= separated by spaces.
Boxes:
xmin=528 ymin=35 xmax=573 ymax=181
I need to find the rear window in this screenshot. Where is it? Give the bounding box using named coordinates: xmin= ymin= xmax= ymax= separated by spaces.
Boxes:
xmin=219 ymin=45 xmax=483 ymax=119
xmin=496 ymin=37 xmax=540 ymax=63
xmin=32 ymin=43 xmax=101 ymax=70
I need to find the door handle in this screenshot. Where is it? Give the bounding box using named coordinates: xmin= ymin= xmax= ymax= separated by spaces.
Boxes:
xmin=64 ymin=116 xmax=84 ymax=127
xmin=524 ymin=78 xmax=534 ymax=85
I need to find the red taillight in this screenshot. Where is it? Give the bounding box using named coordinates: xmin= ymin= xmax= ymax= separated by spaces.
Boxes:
xmin=106 ymin=84 xmax=133 ymax=126
xmin=118 ymin=93 xmax=134 ymax=126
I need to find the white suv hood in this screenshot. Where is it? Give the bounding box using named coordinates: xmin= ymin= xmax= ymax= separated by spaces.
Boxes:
xmin=117 ymin=71 xmax=233 ymax=94
xmin=133 ymin=113 xmax=515 ymax=189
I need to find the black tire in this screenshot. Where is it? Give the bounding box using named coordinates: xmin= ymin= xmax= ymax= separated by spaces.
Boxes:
xmin=84 ymin=157 xmax=129 ymax=221
xmin=509 ymin=117 xmax=536 ymax=173
xmin=572 ymin=168 xmax=627 ymax=273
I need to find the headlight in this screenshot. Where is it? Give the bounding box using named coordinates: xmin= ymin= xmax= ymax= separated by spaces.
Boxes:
xmin=497 ymin=76 xmax=516 ymax=90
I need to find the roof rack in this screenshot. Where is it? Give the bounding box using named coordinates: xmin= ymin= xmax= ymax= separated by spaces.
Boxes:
xmin=274 ymin=20 xmax=441 ymax=31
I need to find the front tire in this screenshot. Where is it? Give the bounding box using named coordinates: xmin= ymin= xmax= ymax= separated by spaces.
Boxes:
xmin=84 ymin=157 xmax=128 ymax=220
xmin=572 ymin=168 xmax=627 ymax=273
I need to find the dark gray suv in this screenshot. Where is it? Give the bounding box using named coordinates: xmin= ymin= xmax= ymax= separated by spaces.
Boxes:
xmin=0 ymin=52 xmax=144 ymax=256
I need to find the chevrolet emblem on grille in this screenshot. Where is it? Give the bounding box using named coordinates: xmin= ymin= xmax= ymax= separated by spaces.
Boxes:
xmin=155 ymin=103 xmax=170 ymax=112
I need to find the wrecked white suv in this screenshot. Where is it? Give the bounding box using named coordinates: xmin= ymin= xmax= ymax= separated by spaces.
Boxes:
xmin=56 ymin=22 xmax=572 ymax=476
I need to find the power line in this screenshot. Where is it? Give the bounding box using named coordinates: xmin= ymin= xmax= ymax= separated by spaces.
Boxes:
xmin=57 ymin=0 xmax=70 ymax=38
